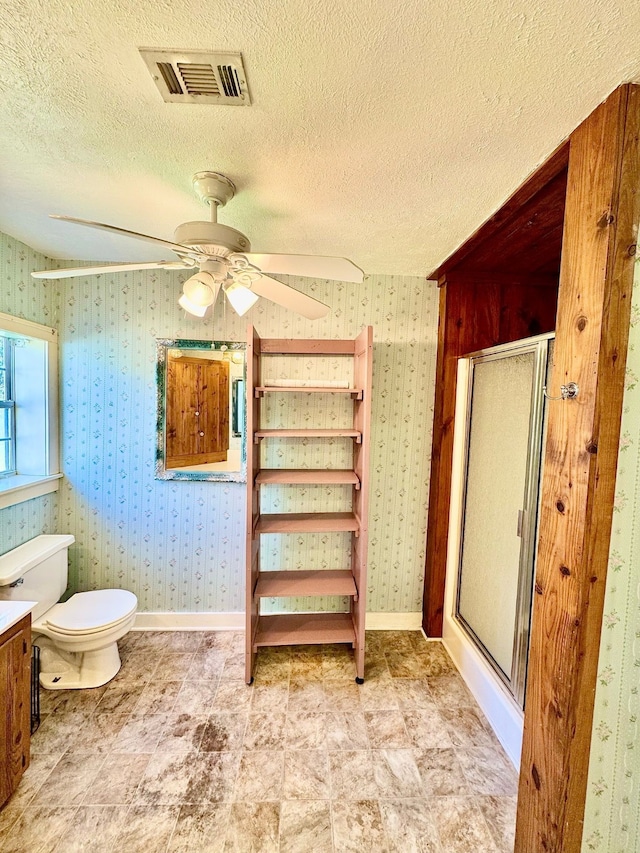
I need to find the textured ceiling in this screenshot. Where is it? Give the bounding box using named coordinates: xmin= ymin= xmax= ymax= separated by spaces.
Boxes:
xmin=1 ymin=0 xmax=640 ymax=276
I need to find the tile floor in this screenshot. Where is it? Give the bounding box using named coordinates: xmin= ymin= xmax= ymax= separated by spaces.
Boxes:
xmin=0 ymin=630 xmax=517 ymax=852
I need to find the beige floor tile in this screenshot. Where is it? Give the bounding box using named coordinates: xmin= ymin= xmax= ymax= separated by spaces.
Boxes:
xmin=112 ymin=712 xmax=169 ymax=754
xmin=0 ymin=805 xmax=78 ymax=853
xmin=112 ymin=803 xmax=180 ymax=852
xmin=392 ymin=677 xmax=435 ymax=709
xmin=153 ymin=653 xmax=195 ymax=681
xmin=364 ymin=710 xmax=410 ymax=748
xmin=233 ymin=750 xmax=284 ymax=802
xmin=66 ymin=712 xmax=129 ymax=754
xmin=83 ymin=753 xmax=151 ymax=805
xmin=155 ymin=712 xmax=207 ymax=752
xmin=175 ymin=680 xmax=220 ymax=714
xmin=224 ymin=802 xmax=280 ymax=853
xmin=200 ymin=712 xmax=248 ymax=752
xmin=187 ymin=650 xmax=227 ymax=680
xmin=456 ymin=747 xmax=518 ymax=796
xmin=288 ymin=679 xmax=327 ymax=713
xmin=325 ymin=712 xmax=369 ymax=750
xmin=284 ymin=711 xmax=328 ymax=749
xmin=323 ymin=680 xmax=362 ymax=710
xmin=328 ymin=750 xmax=378 ymax=801
xmin=251 ymin=682 xmax=290 ymax=712
xmin=403 ymin=707 xmax=454 ymax=749
xmin=30 ymin=712 xmax=89 ymax=755
xmin=0 ymin=754 xmax=61 ymax=837
xmin=135 ymin=751 xmax=197 ymax=805
xmin=133 ymin=680 xmax=182 ymax=715
xmin=243 ymin=711 xmax=287 ymax=750
xmin=211 ymin=680 xmax=253 ymax=712
xmin=413 ymin=748 xmax=470 ymax=797
xmin=96 ymin=682 xmax=145 ymax=714
xmin=283 ymin=750 xmax=330 ymax=799
xmin=430 ymin=796 xmax=501 ymax=853
xmin=184 ymin=751 xmax=242 ymax=803
xmin=371 ymin=748 xmax=424 ymax=798
xmin=379 ymin=798 xmax=443 ymax=853
xmin=31 ymin=753 xmax=106 ymax=806
xmin=49 ymin=804 xmax=130 ymax=852
xmin=440 ymin=707 xmax=498 ymax=749
xmin=331 ymin=799 xmax=390 ymax=853
xmin=279 ymin=800 xmax=333 ymax=853
xmin=168 ymin=804 xmax=231 ymax=853
xmin=478 ymin=795 xmax=518 ymax=852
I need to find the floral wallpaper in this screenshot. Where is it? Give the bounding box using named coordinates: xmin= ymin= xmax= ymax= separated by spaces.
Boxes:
xmin=582 ymin=262 xmax=640 ymax=851
xmin=0 ymin=229 xmax=439 ymax=614
xmin=0 ymin=231 xmax=60 ymax=552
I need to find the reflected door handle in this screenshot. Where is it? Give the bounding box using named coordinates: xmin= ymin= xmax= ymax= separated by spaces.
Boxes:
xmin=517 ymin=510 xmax=525 ymax=538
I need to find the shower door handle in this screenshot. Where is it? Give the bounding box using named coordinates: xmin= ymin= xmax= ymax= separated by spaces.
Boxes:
xmin=517 ymin=510 xmax=525 ymax=538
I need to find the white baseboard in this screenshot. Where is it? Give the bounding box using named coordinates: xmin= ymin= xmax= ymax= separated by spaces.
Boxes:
xmin=365 ymin=612 xmax=423 ymax=630
xmin=132 ymin=611 xmax=424 ymax=632
xmin=133 ymin=612 xmax=244 ymax=631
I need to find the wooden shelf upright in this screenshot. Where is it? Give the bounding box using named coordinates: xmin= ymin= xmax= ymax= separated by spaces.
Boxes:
xmin=245 ymin=325 xmax=373 ymax=684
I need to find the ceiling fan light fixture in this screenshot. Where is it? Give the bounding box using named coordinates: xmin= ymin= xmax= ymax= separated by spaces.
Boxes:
xmin=179 ymin=271 xmax=220 ymax=316
xmin=224 ymin=280 xmax=259 ymax=316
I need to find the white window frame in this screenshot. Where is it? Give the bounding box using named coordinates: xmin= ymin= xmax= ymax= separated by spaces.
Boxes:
xmin=0 ymin=311 xmax=62 ymax=509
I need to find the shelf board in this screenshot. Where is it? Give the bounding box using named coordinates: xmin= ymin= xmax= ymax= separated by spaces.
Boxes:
xmin=255 ymin=386 xmax=362 ymax=399
xmin=256 ymin=512 xmax=359 ymax=534
xmin=254 ymin=429 xmax=362 ymax=443
xmin=255 ymin=612 xmax=355 ymax=647
xmin=255 ymin=570 xmax=357 ymax=598
xmin=256 ymin=469 xmax=360 ymax=487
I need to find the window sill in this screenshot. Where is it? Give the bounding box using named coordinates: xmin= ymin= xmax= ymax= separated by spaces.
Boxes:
xmin=0 ymin=474 xmax=63 ymax=510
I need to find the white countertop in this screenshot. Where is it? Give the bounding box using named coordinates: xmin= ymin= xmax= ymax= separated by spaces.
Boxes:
xmin=0 ymin=601 xmax=37 ymax=634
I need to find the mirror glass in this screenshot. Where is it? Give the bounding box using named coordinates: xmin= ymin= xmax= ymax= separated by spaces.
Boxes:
xmin=155 ymin=338 xmax=246 ymax=482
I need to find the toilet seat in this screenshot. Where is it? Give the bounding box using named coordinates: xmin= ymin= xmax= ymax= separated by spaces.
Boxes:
xmin=40 ymin=589 xmax=137 ymax=635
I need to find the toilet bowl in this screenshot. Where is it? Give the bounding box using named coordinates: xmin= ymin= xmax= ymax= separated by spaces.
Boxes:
xmin=0 ymin=535 xmax=138 ymax=690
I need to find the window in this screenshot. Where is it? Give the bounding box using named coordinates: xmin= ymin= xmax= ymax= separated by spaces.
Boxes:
xmin=0 ymin=336 xmax=15 ymax=476
xmin=0 ymin=312 xmax=61 ymax=509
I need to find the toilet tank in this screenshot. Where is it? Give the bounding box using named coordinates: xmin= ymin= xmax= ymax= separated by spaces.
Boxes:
xmin=0 ymin=534 xmax=75 ymax=621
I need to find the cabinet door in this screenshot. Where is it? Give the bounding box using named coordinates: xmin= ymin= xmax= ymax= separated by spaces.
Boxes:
xmin=0 ymin=620 xmax=30 ymax=807
xmin=166 ymin=355 xmax=230 ymax=467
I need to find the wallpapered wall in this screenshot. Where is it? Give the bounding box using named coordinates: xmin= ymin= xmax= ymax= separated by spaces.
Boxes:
xmin=582 ymin=262 xmax=640 ymax=851
xmin=0 ymin=232 xmax=59 ymax=551
xmin=0 ymin=229 xmax=439 ymax=614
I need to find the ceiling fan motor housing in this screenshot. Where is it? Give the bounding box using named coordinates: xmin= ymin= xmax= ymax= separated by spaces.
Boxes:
xmin=173 ymin=221 xmax=251 ymax=257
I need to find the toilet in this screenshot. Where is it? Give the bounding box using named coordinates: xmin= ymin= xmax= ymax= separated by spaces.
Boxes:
xmin=0 ymin=534 xmax=137 ymax=690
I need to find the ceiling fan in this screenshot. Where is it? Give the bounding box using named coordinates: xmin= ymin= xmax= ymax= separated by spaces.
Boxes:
xmin=31 ymin=171 xmax=364 ymax=320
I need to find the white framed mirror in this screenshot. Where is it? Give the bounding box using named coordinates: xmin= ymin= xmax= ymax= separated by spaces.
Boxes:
xmin=155 ymin=338 xmax=246 ymax=482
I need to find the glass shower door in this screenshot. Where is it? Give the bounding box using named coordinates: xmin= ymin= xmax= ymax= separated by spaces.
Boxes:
xmin=456 ymin=338 xmax=549 ymax=706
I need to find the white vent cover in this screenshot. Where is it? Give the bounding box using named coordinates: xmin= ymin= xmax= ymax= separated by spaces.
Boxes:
xmin=139 ymin=49 xmax=251 ymax=106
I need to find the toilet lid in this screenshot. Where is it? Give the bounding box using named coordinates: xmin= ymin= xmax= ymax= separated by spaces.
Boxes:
xmin=45 ymin=589 xmax=137 ymax=633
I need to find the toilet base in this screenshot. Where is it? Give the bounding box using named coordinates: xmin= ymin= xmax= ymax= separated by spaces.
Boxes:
xmin=34 ymin=636 xmax=122 ymax=690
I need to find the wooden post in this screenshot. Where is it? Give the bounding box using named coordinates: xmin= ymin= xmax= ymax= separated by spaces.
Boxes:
xmin=515 ymin=84 xmax=640 ymax=852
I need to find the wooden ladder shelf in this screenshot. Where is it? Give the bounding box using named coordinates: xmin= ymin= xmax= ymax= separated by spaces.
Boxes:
xmin=244 ymin=325 xmax=373 ymax=683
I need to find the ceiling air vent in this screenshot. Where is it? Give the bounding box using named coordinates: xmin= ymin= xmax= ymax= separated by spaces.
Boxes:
xmin=139 ymin=49 xmax=251 ymax=105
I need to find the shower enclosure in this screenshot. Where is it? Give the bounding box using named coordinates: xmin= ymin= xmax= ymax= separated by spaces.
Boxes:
xmin=443 ymin=333 xmax=553 ymax=763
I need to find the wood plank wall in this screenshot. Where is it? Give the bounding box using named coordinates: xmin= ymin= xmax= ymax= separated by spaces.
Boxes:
xmin=515 ymin=83 xmax=640 ymax=853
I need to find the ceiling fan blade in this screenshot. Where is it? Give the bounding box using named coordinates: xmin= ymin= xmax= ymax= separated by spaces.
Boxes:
xmin=249 ymin=274 xmax=330 ymax=320
xmin=31 ymin=260 xmax=194 ymax=280
xmin=50 ymin=215 xmax=208 ymax=260
xmin=240 ymin=253 xmax=364 ymax=283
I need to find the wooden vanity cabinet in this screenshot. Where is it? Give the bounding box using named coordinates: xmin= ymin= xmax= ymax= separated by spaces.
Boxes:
xmin=0 ymin=614 xmax=31 ymax=808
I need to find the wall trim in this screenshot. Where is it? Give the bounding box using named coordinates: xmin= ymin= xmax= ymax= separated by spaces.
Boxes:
xmin=365 ymin=611 xmax=423 ymax=630
xmin=132 ymin=610 xmax=424 ymax=632
xmin=133 ymin=612 xmax=245 ymax=631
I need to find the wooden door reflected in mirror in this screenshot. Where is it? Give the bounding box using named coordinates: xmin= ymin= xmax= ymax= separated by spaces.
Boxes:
xmin=156 ymin=339 xmax=246 ymax=482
